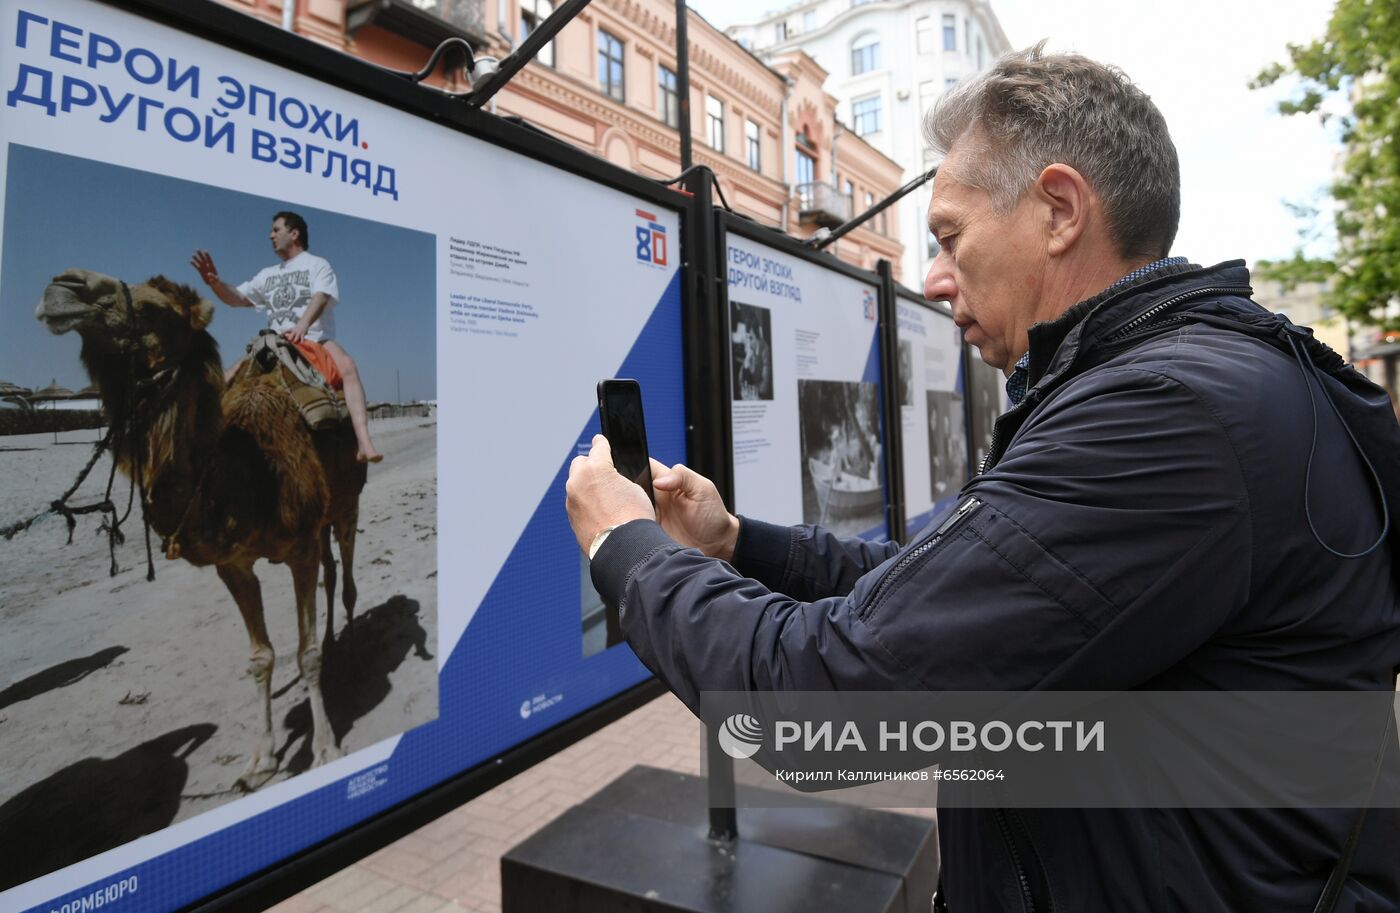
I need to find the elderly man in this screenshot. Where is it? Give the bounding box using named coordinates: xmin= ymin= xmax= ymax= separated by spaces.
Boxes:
xmin=567 ymin=46 xmax=1400 ymax=911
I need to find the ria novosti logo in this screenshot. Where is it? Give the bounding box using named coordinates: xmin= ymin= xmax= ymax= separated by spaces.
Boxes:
xmin=718 ymin=713 xmax=764 ymax=759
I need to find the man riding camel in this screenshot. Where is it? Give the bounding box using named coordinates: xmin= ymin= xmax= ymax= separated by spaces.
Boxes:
xmin=191 ymin=211 xmax=382 ymax=463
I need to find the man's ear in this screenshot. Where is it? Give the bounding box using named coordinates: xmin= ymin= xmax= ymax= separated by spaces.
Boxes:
xmin=1034 ymin=163 xmax=1091 ymax=257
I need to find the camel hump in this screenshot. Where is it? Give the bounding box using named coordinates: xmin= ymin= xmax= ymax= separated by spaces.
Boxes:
xmin=241 ymin=332 xmax=348 ymax=431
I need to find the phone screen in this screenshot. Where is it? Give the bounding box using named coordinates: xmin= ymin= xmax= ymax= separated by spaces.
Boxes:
xmin=598 ymin=380 xmax=656 ymax=506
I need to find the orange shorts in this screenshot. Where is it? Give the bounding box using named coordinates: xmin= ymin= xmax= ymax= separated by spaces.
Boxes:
xmin=293 ymin=339 xmax=343 ymax=389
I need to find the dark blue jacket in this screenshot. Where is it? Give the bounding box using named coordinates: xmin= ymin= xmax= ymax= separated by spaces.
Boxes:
xmin=592 ymin=261 xmax=1400 ymax=912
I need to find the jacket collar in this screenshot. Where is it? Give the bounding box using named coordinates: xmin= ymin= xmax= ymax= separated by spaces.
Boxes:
xmin=1024 ymin=260 xmax=1254 ymax=394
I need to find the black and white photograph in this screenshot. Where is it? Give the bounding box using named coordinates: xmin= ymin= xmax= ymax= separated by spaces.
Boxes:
xmin=966 ymin=357 xmax=1004 ymax=471
xmin=927 ymin=390 xmax=969 ymax=501
xmin=897 ymin=339 xmax=914 ymax=407
xmin=730 ymin=300 xmax=774 ymax=401
xmin=797 ymin=379 xmax=884 ymax=537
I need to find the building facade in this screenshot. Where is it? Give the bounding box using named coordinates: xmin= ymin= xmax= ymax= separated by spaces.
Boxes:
xmin=212 ymin=0 xmax=906 ymax=277
xmin=726 ymin=0 xmax=1010 ymax=288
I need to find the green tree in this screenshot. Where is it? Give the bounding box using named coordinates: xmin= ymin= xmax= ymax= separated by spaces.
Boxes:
xmin=1252 ymin=0 xmax=1400 ymax=327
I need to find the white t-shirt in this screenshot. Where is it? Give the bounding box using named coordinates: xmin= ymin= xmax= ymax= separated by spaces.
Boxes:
xmin=238 ymin=250 xmax=339 ymax=342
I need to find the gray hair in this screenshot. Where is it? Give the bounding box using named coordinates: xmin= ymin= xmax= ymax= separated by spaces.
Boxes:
xmin=924 ymin=43 xmax=1180 ymax=260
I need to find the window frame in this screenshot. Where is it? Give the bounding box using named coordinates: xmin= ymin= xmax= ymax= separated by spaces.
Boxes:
xmin=658 ymin=64 xmax=678 ymax=128
xmin=706 ymin=94 xmax=726 ymax=152
xmin=851 ymin=32 xmax=880 ymax=76
xmin=852 ymin=94 xmax=882 ymax=136
xmin=519 ymin=0 xmax=555 ymax=67
xmin=745 ymin=118 xmax=761 ymax=171
xmin=598 ymin=28 xmax=625 ymax=102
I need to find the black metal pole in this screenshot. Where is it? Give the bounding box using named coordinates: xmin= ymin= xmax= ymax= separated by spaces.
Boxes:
xmin=679 ymin=167 xmax=737 ymax=838
xmin=465 ymin=0 xmax=593 ymax=108
xmin=675 ymin=0 xmax=693 ymax=170
xmin=809 ymin=165 xmax=936 ymax=249
xmin=877 ymin=260 xmax=906 ymax=541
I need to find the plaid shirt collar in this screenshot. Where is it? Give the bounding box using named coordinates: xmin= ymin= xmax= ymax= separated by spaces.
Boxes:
xmin=1004 ymin=257 xmax=1188 ymax=406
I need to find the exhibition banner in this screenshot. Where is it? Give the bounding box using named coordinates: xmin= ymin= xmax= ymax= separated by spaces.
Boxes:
xmin=0 ymin=2 xmax=684 ymax=911
xmin=965 ymin=349 xmax=1009 ymax=474
xmin=726 ymin=230 xmax=887 ymax=540
xmin=893 ymin=297 xmax=965 ymax=537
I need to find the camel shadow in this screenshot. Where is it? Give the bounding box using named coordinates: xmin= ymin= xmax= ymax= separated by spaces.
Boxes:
xmin=0 ymin=723 xmax=216 ymax=891
xmin=277 ymin=595 xmax=432 ymax=774
xmin=0 ymin=646 xmax=129 ymax=712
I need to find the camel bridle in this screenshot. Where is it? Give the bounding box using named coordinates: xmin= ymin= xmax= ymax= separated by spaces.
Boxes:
xmin=1 ymin=281 xmax=204 ymax=581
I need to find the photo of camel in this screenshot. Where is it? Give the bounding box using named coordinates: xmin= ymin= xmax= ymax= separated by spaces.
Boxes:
xmin=0 ymin=146 xmax=438 ymax=892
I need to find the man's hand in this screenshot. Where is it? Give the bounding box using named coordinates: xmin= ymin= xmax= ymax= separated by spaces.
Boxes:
xmin=190 ymin=250 xmax=219 ymax=287
xmin=283 ymin=326 xmax=307 ymax=344
xmin=650 ymin=458 xmax=740 ymax=562
xmin=566 ymin=435 xmax=656 ymax=553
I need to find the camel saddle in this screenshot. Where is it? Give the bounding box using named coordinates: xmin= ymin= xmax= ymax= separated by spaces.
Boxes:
xmin=242 ymin=330 xmax=348 ymax=431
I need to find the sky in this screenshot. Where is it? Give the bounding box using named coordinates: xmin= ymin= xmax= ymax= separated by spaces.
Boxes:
xmin=0 ymin=145 xmax=436 ymax=401
xmin=689 ymin=0 xmax=1342 ymax=269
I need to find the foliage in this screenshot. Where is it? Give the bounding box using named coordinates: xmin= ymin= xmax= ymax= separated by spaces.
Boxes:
xmin=1252 ymin=0 xmax=1400 ymax=327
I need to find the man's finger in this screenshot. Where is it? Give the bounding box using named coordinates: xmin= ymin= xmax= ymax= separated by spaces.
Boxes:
xmin=650 ymin=457 xmax=679 ymax=489
xmin=590 ymin=433 xmax=615 ymax=468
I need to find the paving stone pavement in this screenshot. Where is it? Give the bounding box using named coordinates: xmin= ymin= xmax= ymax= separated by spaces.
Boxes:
xmin=267 ymin=690 xmax=940 ymax=913
xmin=266 ymin=692 xmax=705 ymax=913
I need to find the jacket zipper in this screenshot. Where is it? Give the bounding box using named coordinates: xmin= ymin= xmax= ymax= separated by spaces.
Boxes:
xmin=994 ymin=809 xmax=1037 ymax=913
xmin=1104 ymin=285 xmax=1253 ymax=340
xmin=859 ymin=496 xmax=982 ymax=621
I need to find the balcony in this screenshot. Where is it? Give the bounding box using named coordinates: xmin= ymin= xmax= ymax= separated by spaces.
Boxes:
xmin=349 ymin=0 xmax=486 ymax=49
xmin=797 ymin=182 xmax=852 ymax=228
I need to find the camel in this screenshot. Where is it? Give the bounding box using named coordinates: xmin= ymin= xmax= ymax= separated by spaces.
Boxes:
xmin=36 ymin=268 xmax=367 ymax=790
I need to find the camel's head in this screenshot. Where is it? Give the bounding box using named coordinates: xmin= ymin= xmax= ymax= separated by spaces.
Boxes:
xmin=38 ymin=269 xmax=214 ymax=373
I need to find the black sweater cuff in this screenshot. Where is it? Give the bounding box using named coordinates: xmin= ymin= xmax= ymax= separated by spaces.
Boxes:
xmin=589 ymin=519 xmax=675 ymax=612
xmin=731 ymin=516 xmax=795 ymax=592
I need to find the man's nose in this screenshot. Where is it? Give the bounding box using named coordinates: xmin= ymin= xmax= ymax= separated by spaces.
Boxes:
xmin=924 ymin=258 xmax=955 ymax=303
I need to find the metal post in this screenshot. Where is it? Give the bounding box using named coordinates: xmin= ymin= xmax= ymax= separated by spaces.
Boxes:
xmin=877 ymin=260 xmax=906 ymax=540
xmin=675 ymin=0 xmax=693 ymax=171
xmin=679 ymin=166 xmax=737 ymax=839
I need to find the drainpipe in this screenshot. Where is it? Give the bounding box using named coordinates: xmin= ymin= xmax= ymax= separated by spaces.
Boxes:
xmin=281 ymin=0 xmax=296 ymax=31
xmin=830 ymin=121 xmax=842 ymax=254
xmin=780 ymin=75 xmax=793 ymax=233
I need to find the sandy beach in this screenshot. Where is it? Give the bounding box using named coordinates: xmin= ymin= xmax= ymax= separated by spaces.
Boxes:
xmin=0 ymin=415 xmax=439 ymax=890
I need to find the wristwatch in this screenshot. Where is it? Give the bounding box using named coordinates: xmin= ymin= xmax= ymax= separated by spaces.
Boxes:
xmin=588 ymin=524 xmax=621 ymax=561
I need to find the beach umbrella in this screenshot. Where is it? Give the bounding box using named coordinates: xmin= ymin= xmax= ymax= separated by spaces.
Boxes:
xmin=76 ymin=384 xmax=100 ymax=398
xmin=0 ymin=380 xmax=33 ymax=398
xmin=30 ymin=379 xmax=76 ymax=402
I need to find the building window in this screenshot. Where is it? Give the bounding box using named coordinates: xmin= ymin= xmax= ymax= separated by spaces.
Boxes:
xmin=965 ymin=19 xmax=971 ymax=55
xmin=851 ymin=32 xmax=879 ymax=76
xmin=852 ymin=94 xmax=881 ymax=136
xmin=775 ymin=21 xmax=787 ymax=42
xmin=844 ymin=179 xmax=854 ymax=206
xmin=919 ymin=80 xmax=938 ymax=116
xmin=746 ymin=119 xmax=761 ymax=170
xmin=519 ymin=0 xmax=554 ymax=66
xmin=659 ymin=65 xmax=678 ymax=127
xmin=865 ymin=191 xmax=882 ymax=233
xmin=943 ymin=13 xmax=956 ymax=51
xmin=803 ymin=10 xmax=816 ymax=30
xmin=796 ymin=148 xmax=816 ymax=207
xmin=945 ymin=77 xmax=958 ymax=90
xmin=707 ymin=94 xmax=725 ymax=151
xmin=915 ymin=16 xmax=933 ymax=53
xmin=598 ymin=29 xmax=624 ymax=101
xmin=977 ymin=35 xmax=985 ymax=68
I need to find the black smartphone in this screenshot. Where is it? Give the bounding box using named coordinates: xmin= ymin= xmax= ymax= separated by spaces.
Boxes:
xmin=597 ymin=378 xmax=656 ymax=507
